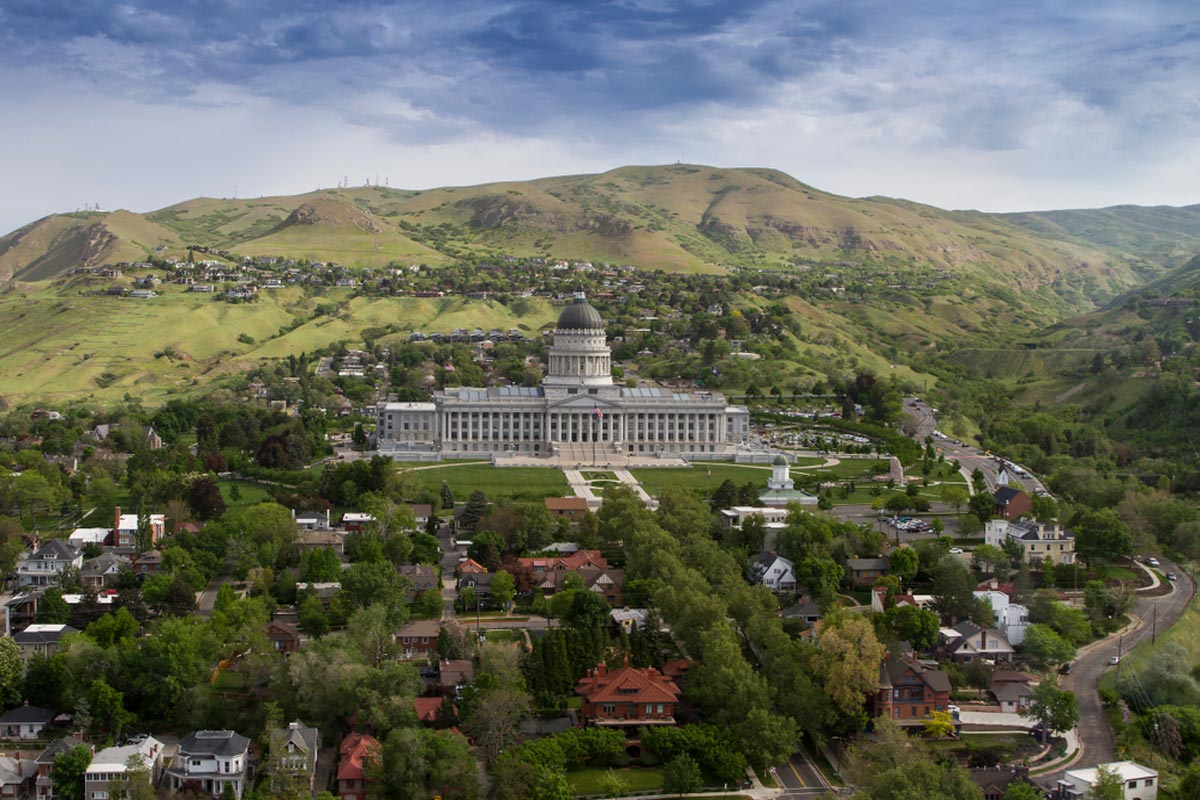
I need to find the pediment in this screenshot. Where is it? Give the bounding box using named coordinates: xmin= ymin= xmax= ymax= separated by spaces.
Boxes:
xmin=547 ymin=395 xmax=623 ymax=409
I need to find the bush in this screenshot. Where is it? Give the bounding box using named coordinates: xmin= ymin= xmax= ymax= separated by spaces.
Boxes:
xmin=607 ymin=750 xmax=632 ymax=768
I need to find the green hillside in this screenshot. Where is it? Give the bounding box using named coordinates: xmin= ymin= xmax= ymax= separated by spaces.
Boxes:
xmin=1000 ymin=203 xmax=1200 ymax=269
xmin=0 ymin=165 xmax=1169 ymax=308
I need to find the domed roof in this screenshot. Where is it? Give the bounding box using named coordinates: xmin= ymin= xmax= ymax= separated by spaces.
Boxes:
xmin=556 ymin=295 xmax=605 ymax=331
xmin=772 ymin=454 xmax=788 ymax=466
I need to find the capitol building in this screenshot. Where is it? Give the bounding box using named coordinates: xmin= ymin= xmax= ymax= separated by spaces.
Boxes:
xmin=376 ymin=295 xmax=750 ymax=465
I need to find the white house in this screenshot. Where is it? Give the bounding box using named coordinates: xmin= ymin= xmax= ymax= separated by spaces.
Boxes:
xmin=718 ymin=506 xmax=790 ymax=531
xmin=749 ymin=553 xmax=797 ymax=594
xmin=17 ymin=541 xmax=83 ymax=587
xmin=973 ymin=590 xmax=1031 ymax=646
xmin=166 ymin=730 xmax=250 ymax=798
xmin=113 ymin=510 xmax=166 ymax=549
xmin=1058 ymin=761 xmax=1157 ymax=800
xmin=985 ymin=519 xmax=1075 ymax=566
xmin=68 ymin=528 xmax=111 ymax=548
xmin=86 ymin=737 xmax=164 ymax=800
xmin=942 ymin=621 xmax=1015 ymax=663
xmin=0 ymin=704 xmax=55 ymax=740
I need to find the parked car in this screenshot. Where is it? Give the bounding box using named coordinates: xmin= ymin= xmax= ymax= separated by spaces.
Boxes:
xmin=949 ymin=547 xmax=964 ymax=554
xmin=1168 ymin=572 xmax=1179 ymax=581
xmin=1148 ymin=558 xmax=1161 ymax=567
xmin=1108 ymin=656 xmax=1121 ymax=666
xmin=1059 ymin=662 xmax=1073 ymax=675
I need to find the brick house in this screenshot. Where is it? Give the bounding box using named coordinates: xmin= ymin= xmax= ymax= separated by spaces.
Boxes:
xmin=994 ymin=487 xmax=1033 ymax=521
xmin=337 ymin=732 xmax=380 ymax=800
xmin=395 ymin=620 xmax=442 ymax=659
xmin=544 ymin=497 xmax=589 ymax=524
xmin=576 ymin=658 xmax=680 ymax=731
xmin=874 ymin=655 xmax=951 ymax=724
xmin=266 ymin=620 xmax=301 ymax=654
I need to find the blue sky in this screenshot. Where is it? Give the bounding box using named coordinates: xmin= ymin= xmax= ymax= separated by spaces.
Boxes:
xmin=1 ymin=0 xmax=1198 ymax=233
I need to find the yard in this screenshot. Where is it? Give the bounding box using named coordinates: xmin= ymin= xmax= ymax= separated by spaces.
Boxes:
xmin=566 ymin=765 xmax=664 ymax=795
xmin=410 ymin=462 xmax=569 ymax=499
xmin=630 ymin=458 xmax=822 ymax=498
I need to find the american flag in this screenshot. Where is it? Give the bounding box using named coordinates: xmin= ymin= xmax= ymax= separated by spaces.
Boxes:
xmin=593 ymin=406 xmax=604 ymax=420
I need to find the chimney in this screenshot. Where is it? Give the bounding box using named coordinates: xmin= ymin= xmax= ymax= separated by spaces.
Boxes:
xmin=113 ymin=506 xmax=121 ymax=533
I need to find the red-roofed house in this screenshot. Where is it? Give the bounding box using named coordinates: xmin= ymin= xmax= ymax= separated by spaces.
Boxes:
xmin=337 ymin=732 xmax=380 ymax=800
xmin=414 ymin=697 xmax=443 ymax=724
xmin=456 ymin=559 xmax=488 ymax=576
xmin=518 ymin=550 xmax=608 ymax=575
xmin=575 ymin=658 xmax=680 ymax=731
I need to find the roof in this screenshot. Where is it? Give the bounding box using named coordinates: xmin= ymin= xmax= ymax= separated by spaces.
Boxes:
xmin=13 ymin=624 xmax=79 ymax=644
xmin=272 ymin=721 xmax=319 ymax=759
xmin=879 ymin=654 xmax=951 ymax=694
xmin=991 ymin=683 xmax=1032 ymax=703
xmin=36 ymin=736 xmax=86 ymax=765
xmin=116 ymin=514 xmax=165 ymax=530
xmin=30 ymin=540 xmax=81 ymax=561
xmin=576 ymin=661 xmax=681 ymax=705
xmin=556 ymin=295 xmax=605 ymax=331
xmin=267 ymin=620 xmax=300 ymax=639
xmin=81 ymin=553 xmax=129 ymax=575
xmin=781 ymin=597 xmax=823 ymax=619
xmin=396 ymin=620 xmax=442 ymax=638
xmin=772 ymin=454 xmax=788 ymax=466
xmin=0 ymin=703 xmax=55 ymax=724
xmin=438 ymin=659 xmax=475 ymax=686
xmin=847 ymin=557 xmax=889 ymax=571
xmin=69 ymin=528 xmax=111 ymax=544
xmin=88 ymin=737 xmax=162 ymax=773
xmin=994 ymin=487 xmax=1026 ymax=504
xmin=1065 ymin=761 xmax=1157 ymax=785
xmin=414 ymin=697 xmax=443 ymax=722
xmin=0 ymin=756 xmax=37 ymax=786
xmin=544 ymin=497 xmax=589 ymax=512
xmin=178 ymin=730 xmax=251 ymax=758
xmin=398 ymin=564 xmax=438 ymax=582
xmin=337 ymin=732 xmax=380 ymax=782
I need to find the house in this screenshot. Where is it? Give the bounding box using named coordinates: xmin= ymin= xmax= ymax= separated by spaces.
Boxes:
xmin=993 ymin=487 xmax=1033 ymax=521
xmin=985 ymin=519 xmax=1075 ymax=566
xmin=35 ymin=736 xmax=89 ymax=800
xmin=781 ymin=596 xmax=823 ymax=625
xmin=717 ymin=505 xmax=790 ymax=533
xmin=270 ymin=721 xmax=319 ymax=794
xmin=406 ymin=504 xmax=433 ymax=527
xmin=517 ymin=550 xmax=608 ymax=575
xmin=17 ymin=541 xmax=83 ymax=587
xmin=845 ymin=557 xmax=889 ymax=586
xmin=12 ymin=624 xmax=79 ymax=662
xmin=142 ymin=426 xmax=163 ymax=451
xmin=758 ymin=455 xmax=819 ymax=507
xmin=578 ymin=567 xmax=624 ymax=606
xmin=398 ymin=564 xmax=439 ymax=603
xmin=457 ymin=572 xmax=492 ymax=607
xmin=68 ymin=528 xmax=112 ymax=549
xmin=166 ymin=730 xmax=251 ymax=799
xmin=295 ymin=582 xmax=341 ymax=608
xmin=3 ymin=593 xmax=41 ymax=637
xmin=0 ymin=703 xmax=55 ymax=739
xmin=1057 ymin=761 xmax=1157 ymax=800
xmin=968 ymin=766 xmax=1039 ymax=800
xmin=294 ymin=510 xmax=332 ymax=531
xmin=111 ymin=508 xmax=166 ymax=550
xmin=610 ymin=607 xmax=648 ymax=634
xmin=395 ymin=620 xmax=441 ymax=659
xmin=80 ymin=553 xmax=130 ymax=589
xmin=132 ymin=550 xmax=163 ymax=574
xmin=874 ymin=654 xmax=951 ymax=723
xmin=749 ymin=553 xmax=797 ymax=594
xmin=456 ymin=559 xmax=487 ymax=576
xmin=438 ymin=659 xmax=475 ymax=696
xmin=86 ymin=737 xmax=164 ymax=800
xmin=0 ymin=755 xmax=35 ymax=799
xmin=414 ymin=697 xmax=444 ymax=724
xmin=575 ymin=657 xmax=680 ymax=730
xmin=295 ymin=529 xmax=345 ymax=556
xmin=337 ymin=732 xmax=380 ymax=800
xmin=266 ymin=620 xmax=302 ymax=654
xmin=990 ymin=673 xmax=1036 ymax=713
xmin=974 ymin=590 xmax=1030 ymax=646
xmin=942 ymin=621 xmax=1015 ymax=663
xmin=340 ymin=513 xmax=375 ymax=533
xmin=544 ymin=497 xmax=589 ymax=523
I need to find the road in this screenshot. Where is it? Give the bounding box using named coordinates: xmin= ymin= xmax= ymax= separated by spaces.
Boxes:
xmin=772 ymin=750 xmax=828 ymax=798
xmin=1045 ymin=560 xmax=1196 ymax=778
xmin=904 ymin=399 xmax=1047 ymax=495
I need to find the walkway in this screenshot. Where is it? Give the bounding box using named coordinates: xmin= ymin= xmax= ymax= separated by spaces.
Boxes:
xmin=614 ymin=469 xmax=657 ymax=509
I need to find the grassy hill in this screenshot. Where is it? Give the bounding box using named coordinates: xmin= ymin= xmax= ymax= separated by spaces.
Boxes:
xmin=1001 ymin=204 xmax=1200 ymax=270
xmin=0 ymin=165 xmax=1174 ymax=306
xmin=0 ymin=283 xmax=558 ymax=405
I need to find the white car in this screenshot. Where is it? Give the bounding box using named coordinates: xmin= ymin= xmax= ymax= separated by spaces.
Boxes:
xmin=1148 ymin=558 xmax=1161 ymax=568
xmin=1108 ymin=656 xmax=1121 ymax=666
xmin=949 ymin=547 xmax=964 ymax=554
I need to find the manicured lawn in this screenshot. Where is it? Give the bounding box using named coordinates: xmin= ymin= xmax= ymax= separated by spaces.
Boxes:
xmin=484 ymin=629 xmax=521 ymax=644
xmin=410 ymin=463 xmax=568 ymax=499
xmin=566 ymin=765 xmax=664 ymax=795
xmin=218 ymin=479 xmax=273 ymax=510
xmin=629 ymin=459 xmax=818 ymax=497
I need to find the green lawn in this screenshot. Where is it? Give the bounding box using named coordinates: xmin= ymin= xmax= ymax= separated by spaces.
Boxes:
xmin=566 ymin=766 xmax=664 ymax=795
xmin=630 ymin=459 xmax=819 ymax=497
xmin=484 ymin=629 xmax=521 ymax=644
xmin=410 ymin=463 xmax=569 ymax=499
xmin=218 ymin=479 xmax=273 ymax=511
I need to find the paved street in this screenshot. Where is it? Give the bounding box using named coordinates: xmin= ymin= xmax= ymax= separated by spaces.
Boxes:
xmin=772 ymin=750 xmax=828 ymax=798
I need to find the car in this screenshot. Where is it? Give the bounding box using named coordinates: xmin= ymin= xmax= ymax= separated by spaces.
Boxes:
xmin=949 ymin=547 xmax=964 ymax=554
xmin=947 ymin=705 xmax=960 ymax=716
xmin=1148 ymin=557 xmax=1161 ymax=567
xmin=1168 ymin=572 xmax=1179 ymax=581
xmin=1059 ymin=662 xmax=1073 ymax=675
xmin=1108 ymin=656 xmax=1121 ymax=666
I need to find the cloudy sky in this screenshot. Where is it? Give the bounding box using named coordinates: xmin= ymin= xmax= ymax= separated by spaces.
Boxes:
xmin=1 ymin=0 xmax=1198 ymax=234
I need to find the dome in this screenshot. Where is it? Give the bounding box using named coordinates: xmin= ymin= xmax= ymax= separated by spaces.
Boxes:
xmin=556 ymin=295 xmax=605 ymax=331
xmin=772 ymin=454 xmax=788 ymax=466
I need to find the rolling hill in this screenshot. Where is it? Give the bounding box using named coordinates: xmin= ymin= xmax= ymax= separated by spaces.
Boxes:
xmin=1 ymin=164 xmax=1189 ymax=308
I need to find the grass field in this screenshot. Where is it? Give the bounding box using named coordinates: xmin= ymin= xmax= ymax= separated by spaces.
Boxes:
xmin=410 ymin=463 xmax=568 ymax=499
xmin=566 ymin=766 xmax=664 ymax=795
xmin=630 ymin=459 xmax=822 ymax=497
xmin=217 ymin=479 xmax=274 ymax=511
xmin=484 ymin=629 xmax=521 ymax=644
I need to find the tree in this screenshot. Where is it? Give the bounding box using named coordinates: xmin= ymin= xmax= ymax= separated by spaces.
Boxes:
xmin=464 ymin=686 xmax=529 ymax=764
xmin=188 ymin=475 xmax=227 ymax=521
xmin=1090 ymin=765 xmax=1124 ymax=800
xmin=818 ymin=613 xmax=887 ymax=723
xmin=441 ymin=481 xmax=455 ymax=510
xmin=1024 ymin=679 xmax=1078 ymax=742
xmin=1022 ymin=623 xmax=1076 ymax=668
xmin=1075 ymin=509 xmax=1133 ymax=565
xmin=931 ymin=559 xmax=977 ymax=624
xmin=923 ymin=709 xmax=956 ymax=739
xmin=599 ymin=769 xmax=629 ymax=797
xmin=106 ymin=754 xmax=156 ymax=800
xmin=1003 ymin=781 xmax=1044 ymax=800
xmin=888 ymin=547 xmax=918 ymax=582
xmin=491 ymin=571 xmax=516 ymax=612
xmin=941 ymin=485 xmax=969 ymax=515
xmin=53 ymin=745 xmax=93 ymax=800
xmin=564 ymin=590 xmax=611 ymax=633
xmin=968 ymin=492 xmax=995 ymax=523
xmin=341 ymin=561 xmax=410 ymax=615
xmin=297 ymin=594 xmax=329 ymax=638
xmin=881 ymin=605 xmax=940 ymax=650
xmin=0 ymin=639 xmax=22 ymax=708
xmin=84 ymin=678 xmax=135 ymax=737
xmin=413 ymin=590 xmax=445 ymax=619
xmin=1031 ymin=495 xmax=1058 ymax=522
xmin=36 ymin=588 xmax=72 ymax=624
xmin=663 ymin=753 xmax=703 ymax=794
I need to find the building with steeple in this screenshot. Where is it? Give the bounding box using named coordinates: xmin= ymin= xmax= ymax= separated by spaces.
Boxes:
xmin=376 ymin=294 xmax=750 ymax=464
